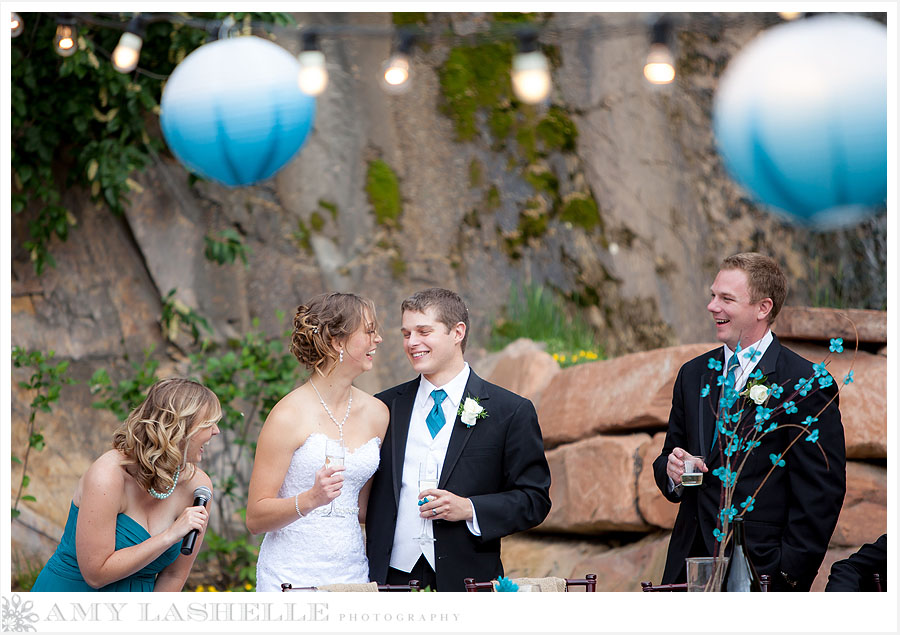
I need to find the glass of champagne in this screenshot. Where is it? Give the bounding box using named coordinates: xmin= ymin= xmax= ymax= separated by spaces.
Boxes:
xmin=682 ymin=454 xmax=704 ymax=487
xmin=324 ymin=438 xmax=345 ymax=516
xmin=414 ymin=457 xmax=439 ymax=544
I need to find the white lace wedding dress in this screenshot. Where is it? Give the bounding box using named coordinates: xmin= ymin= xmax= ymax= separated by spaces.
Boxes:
xmin=255 ymin=433 xmax=381 ymax=591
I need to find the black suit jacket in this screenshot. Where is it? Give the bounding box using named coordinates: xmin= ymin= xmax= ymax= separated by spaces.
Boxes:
xmin=366 ymin=370 xmax=552 ymax=591
xmin=653 ymin=335 xmax=846 ymax=591
xmin=825 ymin=533 xmax=887 ymax=591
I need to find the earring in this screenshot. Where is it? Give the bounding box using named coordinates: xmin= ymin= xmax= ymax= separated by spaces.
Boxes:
xmin=339 ymin=349 xmax=344 ymax=363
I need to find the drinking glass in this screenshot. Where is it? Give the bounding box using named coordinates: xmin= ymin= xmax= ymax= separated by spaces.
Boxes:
xmin=687 ymin=556 xmax=728 ymax=592
xmin=414 ymin=457 xmax=439 ymax=544
xmin=682 ymin=454 xmax=705 ymax=487
xmin=324 ymin=438 xmax=345 ymax=516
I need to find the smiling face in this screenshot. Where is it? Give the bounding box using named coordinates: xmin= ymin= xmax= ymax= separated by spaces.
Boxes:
xmin=185 ymin=406 xmax=220 ymax=465
xmin=401 ymin=307 xmax=466 ymax=387
xmin=339 ymin=311 xmax=382 ymax=373
xmin=706 ymin=268 xmax=773 ymax=351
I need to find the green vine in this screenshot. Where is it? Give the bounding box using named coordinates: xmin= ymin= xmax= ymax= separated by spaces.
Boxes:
xmin=11 ymin=347 xmax=76 ymax=519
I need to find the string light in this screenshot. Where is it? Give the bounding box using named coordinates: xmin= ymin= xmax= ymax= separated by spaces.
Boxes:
xmin=381 ymin=31 xmax=415 ymax=94
xmin=297 ymin=31 xmax=328 ymax=96
xmin=11 ymin=12 xmax=23 ymax=37
xmin=112 ymin=15 xmax=144 ymax=73
xmin=24 ymin=12 xmax=785 ymax=97
xmin=778 ymin=12 xmax=803 ymax=21
xmin=643 ymin=16 xmax=675 ymax=85
xmin=511 ymin=29 xmax=551 ymax=104
xmin=54 ymin=15 xmax=78 ymax=57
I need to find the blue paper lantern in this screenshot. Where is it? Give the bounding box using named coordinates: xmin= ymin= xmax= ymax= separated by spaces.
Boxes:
xmin=160 ymin=36 xmax=315 ymax=187
xmin=713 ymin=15 xmax=887 ymax=228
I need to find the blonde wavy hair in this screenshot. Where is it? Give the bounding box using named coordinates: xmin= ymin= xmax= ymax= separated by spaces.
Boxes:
xmin=291 ymin=292 xmax=378 ymax=377
xmin=112 ymin=378 xmax=222 ymax=495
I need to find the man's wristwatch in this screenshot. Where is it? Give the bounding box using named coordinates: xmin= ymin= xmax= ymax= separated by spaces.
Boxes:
xmin=780 ymin=570 xmax=799 ymax=589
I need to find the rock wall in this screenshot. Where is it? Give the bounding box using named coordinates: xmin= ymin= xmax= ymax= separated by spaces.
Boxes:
xmin=486 ymin=308 xmax=887 ymax=591
xmin=10 ymin=11 xmax=888 ymax=589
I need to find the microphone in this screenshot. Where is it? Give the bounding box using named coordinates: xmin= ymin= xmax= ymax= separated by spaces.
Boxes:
xmin=180 ymin=485 xmax=212 ymax=555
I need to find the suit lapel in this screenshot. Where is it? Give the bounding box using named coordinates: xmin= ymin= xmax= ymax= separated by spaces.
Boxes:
xmin=700 ymin=348 xmax=724 ymax=460
xmin=755 ymin=334 xmax=782 ymax=383
xmin=388 ymin=378 xmax=419 ymax=506
xmin=439 ymin=371 xmax=490 ymax=489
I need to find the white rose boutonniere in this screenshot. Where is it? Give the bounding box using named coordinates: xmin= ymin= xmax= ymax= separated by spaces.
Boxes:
xmin=747 ymin=384 xmax=769 ymax=405
xmin=458 ymin=397 xmax=488 ymax=428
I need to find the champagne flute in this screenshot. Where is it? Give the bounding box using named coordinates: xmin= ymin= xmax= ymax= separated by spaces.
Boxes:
xmin=324 ymin=438 xmax=345 ymax=517
xmin=414 ymin=457 xmax=439 ymax=544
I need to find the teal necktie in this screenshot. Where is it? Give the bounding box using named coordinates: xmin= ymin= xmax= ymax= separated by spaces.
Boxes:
xmin=710 ymin=355 xmax=741 ymax=454
xmin=427 ymin=389 xmax=448 ymax=438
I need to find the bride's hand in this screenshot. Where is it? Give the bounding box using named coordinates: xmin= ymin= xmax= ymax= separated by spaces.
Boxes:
xmin=309 ymin=465 xmax=345 ymax=509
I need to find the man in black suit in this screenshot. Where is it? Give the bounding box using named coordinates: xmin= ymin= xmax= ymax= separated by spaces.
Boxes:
xmin=825 ymin=534 xmax=887 ymax=591
xmin=366 ymin=288 xmax=551 ymax=591
xmin=653 ymin=253 xmax=846 ymax=591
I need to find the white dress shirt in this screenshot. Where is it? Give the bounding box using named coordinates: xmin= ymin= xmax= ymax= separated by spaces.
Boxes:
xmin=389 ymin=363 xmax=482 ymax=572
xmin=669 ymin=330 xmax=774 ymax=494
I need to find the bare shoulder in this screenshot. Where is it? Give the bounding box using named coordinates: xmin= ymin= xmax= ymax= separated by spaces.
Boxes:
xmin=353 ymin=388 xmax=390 ymax=433
xmin=185 ymin=465 xmax=213 ymax=493
xmin=76 ymin=450 xmax=127 ymax=507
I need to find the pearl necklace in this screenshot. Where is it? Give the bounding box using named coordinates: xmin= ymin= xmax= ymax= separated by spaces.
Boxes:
xmin=309 ymin=379 xmax=352 ymax=444
xmin=148 ymin=467 xmax=180 ymax=499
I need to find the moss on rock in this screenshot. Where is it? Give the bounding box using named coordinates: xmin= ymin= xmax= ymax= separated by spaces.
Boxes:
xmin=366 ymin=159 xmax=402 ymax=226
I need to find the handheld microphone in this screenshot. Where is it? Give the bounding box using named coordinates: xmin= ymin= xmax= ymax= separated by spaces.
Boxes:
xmin=180 ymin=485 xmax=212 ymax=555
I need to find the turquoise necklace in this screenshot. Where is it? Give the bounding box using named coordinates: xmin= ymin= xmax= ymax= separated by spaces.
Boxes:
xmin=148 ymin=467 xmax=180 ymax=499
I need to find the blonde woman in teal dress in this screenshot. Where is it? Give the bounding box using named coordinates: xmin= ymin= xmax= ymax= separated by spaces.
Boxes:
xmin=31 ymin=378 xmax=221 ymax=592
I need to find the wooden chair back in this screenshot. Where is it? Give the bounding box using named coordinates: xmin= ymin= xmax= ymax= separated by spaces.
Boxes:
xmin=641 ymin=574 xmax=770 ymax=592
xmin=464 ymin=574 xmax=597 ymax=592
xmin=281 ymin=580 xmax=421 ymax=592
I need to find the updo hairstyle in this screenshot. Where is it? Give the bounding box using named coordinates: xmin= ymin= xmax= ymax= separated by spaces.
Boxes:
xmin=112 ymin=378 xmax=222 ymax=495
xmin=291 ymin=292 xmax=377 ymax=376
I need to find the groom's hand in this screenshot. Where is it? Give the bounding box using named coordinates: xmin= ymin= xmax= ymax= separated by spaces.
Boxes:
xmin=418 ymin=489 xmax=473 ymax=522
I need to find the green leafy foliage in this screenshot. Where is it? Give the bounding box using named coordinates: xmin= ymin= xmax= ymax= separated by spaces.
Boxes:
xmin=11 ymin=12 xmax=291 ymax=275
xmin=490 ymin=284 xmax=604 ymax=366
xmin=204 ymin=228 xmax=252 ymax=267
xmin=160 ymin=289 xmax=213 ymax=345
xmin=197 ymin=528 xmax=262 ymax=591
xmin=11 ymin=347 xmax=76 ymax=518
xmin=89 ymin=347 xmax=160 ymax=421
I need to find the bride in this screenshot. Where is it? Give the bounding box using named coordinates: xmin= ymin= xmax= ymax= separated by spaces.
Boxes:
xmin=247 ymin=292 xmax=388 ymax=591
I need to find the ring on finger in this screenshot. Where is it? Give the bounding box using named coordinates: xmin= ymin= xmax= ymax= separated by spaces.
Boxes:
xmin=432 ymin=508 xmax=438 ymax=516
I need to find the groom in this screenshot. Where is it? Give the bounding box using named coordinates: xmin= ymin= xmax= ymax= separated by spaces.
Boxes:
xmin=366 ymin=288 xmax=552 ymax=591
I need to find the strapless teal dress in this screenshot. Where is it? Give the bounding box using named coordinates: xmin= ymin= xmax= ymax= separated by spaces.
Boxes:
xmin=31 ymin=502 xmax=181 ymax=592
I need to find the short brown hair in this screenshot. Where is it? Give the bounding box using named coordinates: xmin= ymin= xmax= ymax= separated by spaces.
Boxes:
xmin=720 ymin=252 xmax=787 ymax=324
xmin=291 ymin=292 xmax=378 ymax=375
xmin=401 ymin=288 xmax=470 ymax=352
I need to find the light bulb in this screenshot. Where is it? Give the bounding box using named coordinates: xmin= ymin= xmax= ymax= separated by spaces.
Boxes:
xmin=643 ymin=43 xmax=675 ymax=84
xmin=11 ymin=12 xmax=23 ymax=37
xmin=511 ymin=50 xmax=551 ymax=104
xmin=298 ymin=50 xmax=328 ymax=96
xmin=779 ymin=12 xmax=802 ymax=20
xmin=54 ymin=24 xmax=77 ymax=57
xmin=381 ymin=53 xmax=411 ymax=93
xmin=112 ymin=31 xmax=143 ymax=73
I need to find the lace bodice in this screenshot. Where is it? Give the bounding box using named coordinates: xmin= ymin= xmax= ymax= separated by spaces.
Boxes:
xmin=255 ymin=433 xmax=380 ymax=591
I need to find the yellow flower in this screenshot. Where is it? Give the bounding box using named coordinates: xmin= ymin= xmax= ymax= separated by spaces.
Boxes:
xmin=194 ymin=585 xmax=204 ymax=592
xmin=244 ymin=582 xmax=253 ymax=591
xmin=208 ymin=587 xmax=219 ymax=592
xmin=552 ymin=353 xmax=559 ymax=361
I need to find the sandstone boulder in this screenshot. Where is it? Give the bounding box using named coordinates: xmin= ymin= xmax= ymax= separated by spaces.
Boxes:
xmin=482 ymin=338 xmax=560 ymax=407
xmin=830 ymin=461 xmax=887 ymax=547
xmin=539 ymin=434 xmax=652 ymax=534
xmin=537 ymin=343 xmax=717 ymax=447
xmin=775 ymin=307 xmax=886 ymax=344
xmin=789 ymin=343 xmax=886 ymax=459
xmin=502 ymin=531 xmax=670 ymax=592
xmin=637 ymin=431 xmax=678 ymax=529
